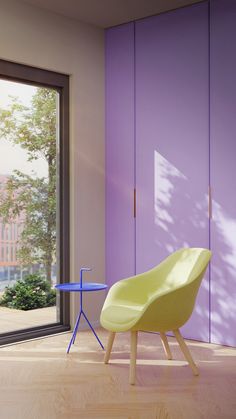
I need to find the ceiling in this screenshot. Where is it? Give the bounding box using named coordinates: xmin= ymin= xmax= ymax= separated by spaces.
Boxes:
xmin=22 ymin=0 xmax=203 ymax=28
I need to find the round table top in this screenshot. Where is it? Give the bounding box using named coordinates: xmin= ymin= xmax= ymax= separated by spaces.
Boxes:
xmin=55 ymin=282 xmax=108 ymax=292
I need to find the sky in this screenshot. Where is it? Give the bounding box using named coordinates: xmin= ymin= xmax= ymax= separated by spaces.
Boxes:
xmin=0 ymin=79 xmax=48 ymax=178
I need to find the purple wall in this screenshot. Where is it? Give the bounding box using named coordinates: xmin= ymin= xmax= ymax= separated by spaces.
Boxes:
xmin=106 ymin=23 xmax=135 ymax=287
xmin=135 ymin=3 xmax=209 ymax=341
xmin=210 ymin=0 xmax=236 ymax=346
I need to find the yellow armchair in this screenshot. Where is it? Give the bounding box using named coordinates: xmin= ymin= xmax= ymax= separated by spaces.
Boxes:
xmin=100 ymin=248 xmax=211 ymax=384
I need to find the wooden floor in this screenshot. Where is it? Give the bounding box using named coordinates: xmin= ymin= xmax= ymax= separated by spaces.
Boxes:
xmin=0 ymin=329 xmax=235 ymax=419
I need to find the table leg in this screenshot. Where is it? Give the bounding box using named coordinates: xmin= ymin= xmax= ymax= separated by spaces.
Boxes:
xmin=82 ymin=310 xmax=105 ymax=350
xmin=67 ymin=310 xmax=82 ymax=354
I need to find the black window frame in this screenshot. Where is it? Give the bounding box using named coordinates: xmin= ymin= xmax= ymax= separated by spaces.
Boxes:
xmin=0 ymin=59 xmax=70 ymax=345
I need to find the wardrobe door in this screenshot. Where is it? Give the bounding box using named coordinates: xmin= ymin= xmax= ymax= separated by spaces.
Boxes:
xmin=210 ymin=0 xmax=236 ymax=346
xmin=135 ymin=4 xmax=210 ymax=340
xmin=106 ymin=24 xmax=135 ymax=287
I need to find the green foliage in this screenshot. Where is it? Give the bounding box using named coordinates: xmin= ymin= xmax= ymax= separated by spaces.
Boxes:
xmin=0 ymin=88 xmax=57 ymax=283
xmin=0 ymin=273 xmax=56 ymax=311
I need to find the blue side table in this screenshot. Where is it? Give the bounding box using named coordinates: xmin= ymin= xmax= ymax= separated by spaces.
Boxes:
xmin=55 ymin=268 xmax=107 ymax=353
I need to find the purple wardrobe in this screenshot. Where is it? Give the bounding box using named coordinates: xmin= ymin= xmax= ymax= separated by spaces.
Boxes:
xmin=106 ymin=0 xmax=236 ymax=346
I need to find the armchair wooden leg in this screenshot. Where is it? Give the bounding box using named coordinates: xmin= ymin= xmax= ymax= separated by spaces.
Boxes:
xmin=129 ymin=331 xmax=138 ymax=385
xmin=104 ymin=332 xmax=116 ymax=364
xmin=173 ymin=329 xmax=199 ymax=376
xmin=160 ymin=332 xmax=172 ymax=360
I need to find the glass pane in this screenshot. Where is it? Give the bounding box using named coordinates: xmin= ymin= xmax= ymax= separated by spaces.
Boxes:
xmin=0 ymin=79 xmax=59 ymax=333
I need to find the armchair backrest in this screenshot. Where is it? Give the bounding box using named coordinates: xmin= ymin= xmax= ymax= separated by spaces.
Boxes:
xmin=134 ymin=248 xmax=211 ymax=332
xmin=147 ymin=247 xmax=211 ymax=293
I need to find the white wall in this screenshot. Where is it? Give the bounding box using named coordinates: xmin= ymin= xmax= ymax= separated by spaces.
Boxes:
xmin=0 ymin=0 xmax=105 ymax=327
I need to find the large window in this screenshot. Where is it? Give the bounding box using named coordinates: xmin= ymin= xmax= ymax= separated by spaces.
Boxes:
xmin=0 ymin=60 xmax=70 ymax=345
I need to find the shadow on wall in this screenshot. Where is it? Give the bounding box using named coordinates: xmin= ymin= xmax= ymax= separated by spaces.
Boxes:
xmin=153 ymin=151 xmax=209 ymax=341
xmin=211 ymin=200 xmax=236 ymax=346
xmin=153 ymin=151 xmax=235 ymax=345
xmin=154 ymin=151 xmax=208 ymax=252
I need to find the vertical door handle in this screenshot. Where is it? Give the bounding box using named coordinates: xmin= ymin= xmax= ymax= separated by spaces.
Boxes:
xmin=134 ymin=188 xmax=136 ymax=218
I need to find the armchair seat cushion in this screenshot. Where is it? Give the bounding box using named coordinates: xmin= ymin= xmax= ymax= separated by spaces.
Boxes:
xmin=101 ymin=304 xmax=143 ymax=332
